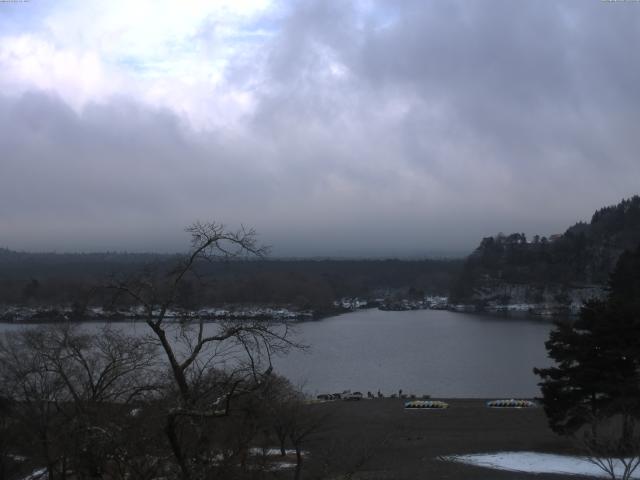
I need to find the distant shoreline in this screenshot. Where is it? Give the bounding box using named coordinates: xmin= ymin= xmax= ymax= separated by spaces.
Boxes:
xmin=0 ymin=304 xmax=346 ymax=324
xmin=0 ymin=302 xmax=566 ymax=324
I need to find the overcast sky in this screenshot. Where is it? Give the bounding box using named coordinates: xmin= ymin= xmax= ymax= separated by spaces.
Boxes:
xmin=1 ymin=0 xmax=639 ymax=257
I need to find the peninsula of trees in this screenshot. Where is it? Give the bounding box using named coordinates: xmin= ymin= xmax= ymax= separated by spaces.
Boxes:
xmin=451 ymin=195 xmax=640 ymax=313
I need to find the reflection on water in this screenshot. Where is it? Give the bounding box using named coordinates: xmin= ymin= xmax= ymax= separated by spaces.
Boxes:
xmin=0 ymin=309 xmax=553 ymax=398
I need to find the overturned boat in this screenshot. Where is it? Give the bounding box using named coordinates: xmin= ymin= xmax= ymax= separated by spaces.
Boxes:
xmin=486 ymin=399 xmax=536 ymax=408
xmin=404 ymin=400 xmax=449 ymax=409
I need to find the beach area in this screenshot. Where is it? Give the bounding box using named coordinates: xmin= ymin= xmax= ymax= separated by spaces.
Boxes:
xmin=304 ymin=398 xmax=587 ymax=479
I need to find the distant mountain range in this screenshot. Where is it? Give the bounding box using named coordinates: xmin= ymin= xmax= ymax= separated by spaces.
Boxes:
xmin=451 ymin=195 xmax=640 ymax=311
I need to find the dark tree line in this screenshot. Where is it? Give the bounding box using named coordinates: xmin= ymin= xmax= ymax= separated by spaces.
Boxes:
xmin=451 ymin=195 xmax=640 ymax=301
xmin=0 ymin=248 xmax=461 ymax=315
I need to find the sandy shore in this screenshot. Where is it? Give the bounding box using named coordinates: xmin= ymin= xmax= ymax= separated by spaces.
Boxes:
xmin=303 ymin=398 xmax=581 ymax=479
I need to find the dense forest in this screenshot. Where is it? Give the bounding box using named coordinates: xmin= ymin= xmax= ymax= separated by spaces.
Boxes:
xmin=0 ymin=249 xmax=461 ymax=313
xmin=5 ymin=195 xmax=639 ymax=316
xmin=451 ymin=196 xmax=640 ymax=306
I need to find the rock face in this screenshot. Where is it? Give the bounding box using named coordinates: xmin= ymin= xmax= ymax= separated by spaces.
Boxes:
xmin=455 ymin=281 xmax=606 ymax=316
xmin=450 ymin=196 xmax=640 ymax=314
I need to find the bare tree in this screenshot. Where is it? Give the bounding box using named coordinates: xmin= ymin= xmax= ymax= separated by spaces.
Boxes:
xmin=582 ymin=412 xmax=640 ymax=480
xmin=288 ymin=402 xmax=329 ymax=480
xmin=0 ymin=395 xmax=20 ymax=480
xmin=0 ymin=324 xmax=159 ymax=480
xmin=108 ymin=222 xmax=301 ymax=479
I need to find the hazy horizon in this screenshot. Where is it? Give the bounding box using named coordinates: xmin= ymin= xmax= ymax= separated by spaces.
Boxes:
xmin=0 ymin=244 xmax=469 ymax=260
xmin=1 ymin=1 xmax=639 ymax=256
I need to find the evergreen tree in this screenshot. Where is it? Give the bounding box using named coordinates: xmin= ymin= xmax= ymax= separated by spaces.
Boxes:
xmin=453 ymin=195 xmax=640 ymax=301
xmin=534 ymin=244 xmax=640 ymax=441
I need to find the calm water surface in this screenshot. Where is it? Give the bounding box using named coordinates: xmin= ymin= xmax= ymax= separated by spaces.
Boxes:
xmin=0 ymin=309 xmax=553 ymax=398
xmin=274 ymin=309 xmax=553 ymax=398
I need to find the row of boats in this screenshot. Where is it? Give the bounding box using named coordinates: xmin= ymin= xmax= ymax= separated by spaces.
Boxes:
xmin=404 ymin=399 xmax=537 ymax=409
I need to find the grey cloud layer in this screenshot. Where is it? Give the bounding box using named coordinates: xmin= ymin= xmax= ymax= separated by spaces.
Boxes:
xmin=2 ymin=0 xmax=639 ymax=256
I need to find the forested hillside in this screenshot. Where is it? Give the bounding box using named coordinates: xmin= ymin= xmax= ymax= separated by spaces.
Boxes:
xmin=451 ymin=196 xmax=640 ymax=309
xmin=452 ymin=196 xmax=640 ymax=303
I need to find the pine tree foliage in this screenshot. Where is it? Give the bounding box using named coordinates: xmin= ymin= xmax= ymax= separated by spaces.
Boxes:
xmin=534 ymin=244 xmax=640 ymax=437
xmin=452 ymin=196 xmax=640 ymax=300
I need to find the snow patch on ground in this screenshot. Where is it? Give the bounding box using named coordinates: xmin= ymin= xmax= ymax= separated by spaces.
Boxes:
xmin=20 ymin=468 xmax=47 ymax=480
xmin=248 ymin=447 xmax=308 ymax=470
xmin=444 ymin=452 xmax=640 ymax=478
xmin=248 ymin=447 xmax=308 ymax=457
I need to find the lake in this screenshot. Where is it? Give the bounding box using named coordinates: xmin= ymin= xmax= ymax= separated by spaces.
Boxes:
xmin=0 ymin=309 xmax=554 ymax=398
xmin=274 ymin=309 xmax=553 ymax=398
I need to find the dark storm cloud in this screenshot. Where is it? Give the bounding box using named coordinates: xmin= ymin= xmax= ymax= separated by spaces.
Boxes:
xmin=1 ymin=0 xmax=639 ymax=256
